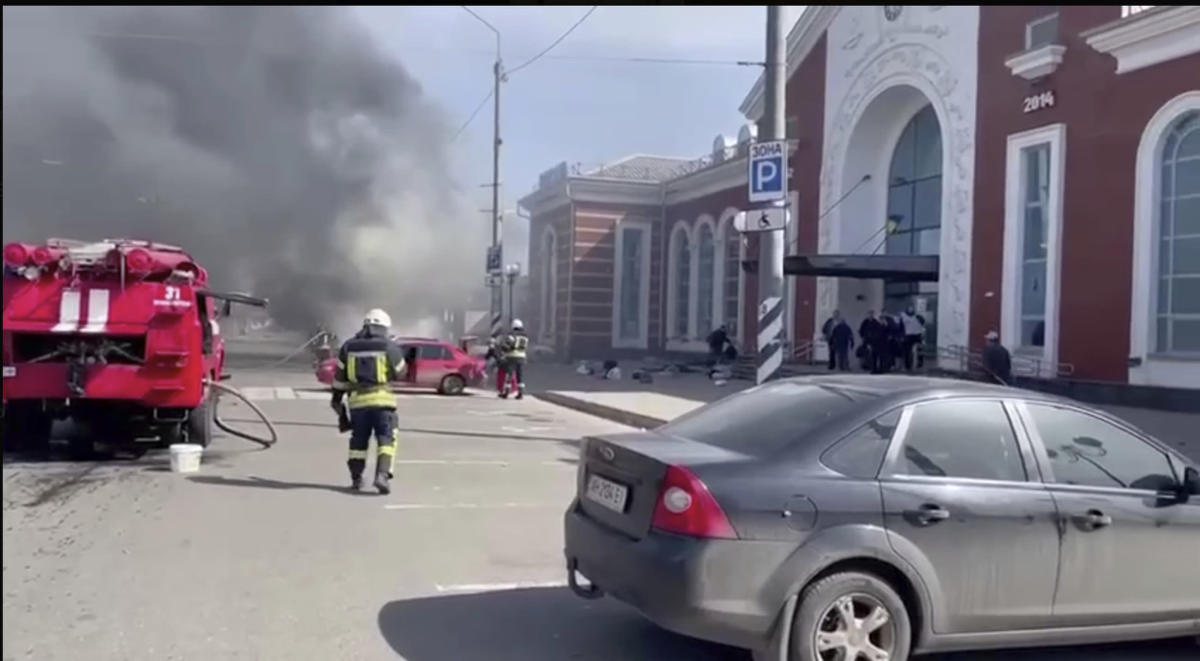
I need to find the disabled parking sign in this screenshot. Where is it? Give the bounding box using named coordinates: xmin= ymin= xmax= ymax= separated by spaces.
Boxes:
xmin=748 ymin=140 xmax=787 ymax=204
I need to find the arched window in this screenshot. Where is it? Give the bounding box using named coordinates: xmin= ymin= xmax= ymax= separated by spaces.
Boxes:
xmin=719 ymin=214 xmax=741 ymax=341
xmin=886 ymin=105 xmax=943 ymax=256
xmin=884 ymin=105 xmax=942 ymax=337
xmin=696 ymin=222 xmax=716 ymax=335
xmin=539 ymin=227 xmax=558 ymax=342
xmin=1156 ymin=110 xmax=1200 ymax=353
xmin=668 ymin=224 xmax=692 ymax=340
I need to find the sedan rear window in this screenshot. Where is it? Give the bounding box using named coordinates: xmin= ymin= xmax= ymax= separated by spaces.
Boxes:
xmin=658 ymin=381 xmax=866 ymax=455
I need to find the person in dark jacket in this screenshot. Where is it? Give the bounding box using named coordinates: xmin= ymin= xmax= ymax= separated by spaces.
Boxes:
xmin=859 ymin=311 xmax=885 ymax=374
xmin=706 ymin=325 xmax=730 ymax=366
xmin=981 ymin=330 xmax=1013 ymax=385
xmin=828 ymin=311 xmax=855 ymax=371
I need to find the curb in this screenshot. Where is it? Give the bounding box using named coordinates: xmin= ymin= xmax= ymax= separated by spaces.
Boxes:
xmin=532 ymin=391 xmax=668 ymax=430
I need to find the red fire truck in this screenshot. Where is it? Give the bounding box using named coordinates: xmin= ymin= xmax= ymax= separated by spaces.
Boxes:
xmin=2 ymin=238 xmax=267 ymax=454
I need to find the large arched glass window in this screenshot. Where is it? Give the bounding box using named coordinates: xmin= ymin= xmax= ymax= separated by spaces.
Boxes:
xmin=1157 ymin=110 xmax=1200 ymax=353
xmin=669 ymin=225 xmax=691 ymax=339
xmin=886 ymin=105 xmax=943 ymax=256
xmin=884 ymin=105 xmax=942 ymax=337
xmin=696 ymin=223 xmax=716 ymax=334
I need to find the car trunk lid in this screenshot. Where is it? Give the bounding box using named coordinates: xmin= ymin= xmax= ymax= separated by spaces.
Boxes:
xmin=576 ymin=430 xmax=746 ymax=540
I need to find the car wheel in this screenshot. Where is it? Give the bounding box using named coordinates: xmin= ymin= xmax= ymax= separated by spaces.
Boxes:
xmin=790 ymin=572 xmax=911 ymax=661
xmin=439 ymin=374 xmax=466 ymax=396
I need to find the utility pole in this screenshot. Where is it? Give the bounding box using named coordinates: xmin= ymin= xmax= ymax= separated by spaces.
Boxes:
xmin=465 ymin=7 xmax=505 ymax=339
xmin=490 ymin=56 xmax=505 ymax=339
xmin=756 ymin=5 xmax=786 ymax=385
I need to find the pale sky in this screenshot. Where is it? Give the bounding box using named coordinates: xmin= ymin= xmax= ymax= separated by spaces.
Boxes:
xmin=352 ymin=5 xmax=806 ymax=265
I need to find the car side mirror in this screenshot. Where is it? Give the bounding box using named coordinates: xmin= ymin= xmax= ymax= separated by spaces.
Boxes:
xmin=1184 ymin=467 xmax=1200 ymax=497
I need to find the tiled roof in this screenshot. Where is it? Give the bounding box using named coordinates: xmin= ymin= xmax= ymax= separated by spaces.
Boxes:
xmin=583 ymin=155 xmax=707 ymax=182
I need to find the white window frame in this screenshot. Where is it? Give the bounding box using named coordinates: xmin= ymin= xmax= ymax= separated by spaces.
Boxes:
xmin=611 ymin=218 xmax=653 ymax=350
xmin=1025 ymin=12 xmax=1060 ymax=51
xmin=1130 ymin=91 xmax=1200 ymax=387
xmin=665 ymin=221 xmax=701 ymax=351
xmin=1001 ymin=123 xmax=1066 ymax=378
xmin=538 ymin=225 xmax=559 ymax=344
xmin=693 ymin=215 xmax=719 ymax=342
xmin=715 ymin=208 xmax=745 ymax=347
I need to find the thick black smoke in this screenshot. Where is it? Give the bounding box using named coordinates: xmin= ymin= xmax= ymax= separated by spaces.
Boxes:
xmin=2 ymin=6 xmax=481 ymax=334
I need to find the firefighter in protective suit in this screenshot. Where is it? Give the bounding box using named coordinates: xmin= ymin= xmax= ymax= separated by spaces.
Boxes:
xmin=498 ymin=319 xmax=529 ymax=399
xmin=330 ymin=309 xmax=407 ymax=494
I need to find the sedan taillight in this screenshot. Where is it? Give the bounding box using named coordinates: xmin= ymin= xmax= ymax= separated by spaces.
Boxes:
xmin=650 ymin=465 xmax=737 ymax=539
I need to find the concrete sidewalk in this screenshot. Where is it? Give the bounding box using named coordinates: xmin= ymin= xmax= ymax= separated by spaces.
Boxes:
xmin=531 ymin=362 xmax=1200 ymax=462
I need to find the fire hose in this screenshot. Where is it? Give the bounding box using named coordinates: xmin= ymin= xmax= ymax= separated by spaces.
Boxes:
xmin=205 ymin=379 xmax=279 ymax=449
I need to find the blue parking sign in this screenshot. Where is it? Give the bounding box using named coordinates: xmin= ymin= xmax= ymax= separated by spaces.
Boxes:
xmin=748 ymin=140 xmax=787 ymax=204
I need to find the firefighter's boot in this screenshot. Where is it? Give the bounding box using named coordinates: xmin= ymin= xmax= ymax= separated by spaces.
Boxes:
xmin=373 ymin=468 xmax=391 ymax=495
xmin=350 ymin=475 xmax=363 ymax=491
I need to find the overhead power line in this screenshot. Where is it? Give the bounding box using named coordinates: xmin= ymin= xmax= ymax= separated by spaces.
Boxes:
xmin=506 ymin=6 xmax=599 ymax=76
xmin=451 ymin=88 xmax=494 ymax=142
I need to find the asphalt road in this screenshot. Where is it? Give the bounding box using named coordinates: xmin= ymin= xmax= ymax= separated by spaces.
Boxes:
xmin=3 ymin=367 xmax=1197 ymax=660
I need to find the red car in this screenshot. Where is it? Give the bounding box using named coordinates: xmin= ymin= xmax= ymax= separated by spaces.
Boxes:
xmin=315 ymin=336 xmax=485 ymax=396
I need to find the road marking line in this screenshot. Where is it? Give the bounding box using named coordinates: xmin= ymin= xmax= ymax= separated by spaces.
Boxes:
xmin=391 ymin=460 xmax=573 ymax=467
xmin=238 ymin=387 xmax=276 ymax=400
xmin=382 ymin=503 xmax=561 ymax=510
xmin=434 ymin=580 xmax=567 ymax=594
xmin=273 ymin=387 xmax=296 ymax=399
xmin=296 ymin=390 xmax=330 ymax=400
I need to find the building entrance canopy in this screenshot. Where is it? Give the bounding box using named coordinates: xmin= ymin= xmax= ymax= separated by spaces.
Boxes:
xmin=784 ymin=254 xmax=939 ymax=282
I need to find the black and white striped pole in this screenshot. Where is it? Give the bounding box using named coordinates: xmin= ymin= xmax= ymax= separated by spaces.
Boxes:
xmin=753 ymin=5 xmax=787 ymax=385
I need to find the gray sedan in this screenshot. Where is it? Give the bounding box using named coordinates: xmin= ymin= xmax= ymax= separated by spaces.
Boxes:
xmin=563 ymin=375 xmax=1200 ymax=660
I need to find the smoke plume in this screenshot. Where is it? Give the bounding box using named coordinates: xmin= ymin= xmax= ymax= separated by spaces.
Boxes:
xmin=2 ymin=6 xmax=483 ymax=334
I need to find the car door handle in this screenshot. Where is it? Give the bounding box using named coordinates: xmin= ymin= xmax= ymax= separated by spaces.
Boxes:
xmin=1079 ymin=509 xmax=1112 ymax=531
xmin=913 ymin=504 xmax=950 ymax=525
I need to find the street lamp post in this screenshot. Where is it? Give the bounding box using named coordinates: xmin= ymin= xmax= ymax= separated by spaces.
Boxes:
xmin=504 ymin=262 xmax=522 ymax=327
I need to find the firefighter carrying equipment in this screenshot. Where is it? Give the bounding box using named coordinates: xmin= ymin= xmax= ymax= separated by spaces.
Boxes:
xmin=498 ymin=326 xmax=530 ymax=399
xmin=331 ymin=325 xmax=407 ymax=410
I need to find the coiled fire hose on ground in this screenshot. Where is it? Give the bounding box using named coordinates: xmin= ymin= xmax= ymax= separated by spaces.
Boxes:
xmin=205 ymin=379 xmax=279 ymax=449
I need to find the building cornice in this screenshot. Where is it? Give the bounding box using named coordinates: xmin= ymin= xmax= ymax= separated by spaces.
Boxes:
xmin=664 ymin=155 xmax=747 ymax=207
xmin=739 ymin=6 xmax=840 ymax=121
xmin=1082 ymin=5 xmax=1200 ymax=74
xmin=567 ymin=177 xmax=663 ymax=207
xmin=1004 ymin=44 xmax=1067 ymax=80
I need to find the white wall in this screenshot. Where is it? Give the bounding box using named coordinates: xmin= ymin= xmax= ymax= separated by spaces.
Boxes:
xmin=817 ymin=6 xmax=980 ymax=354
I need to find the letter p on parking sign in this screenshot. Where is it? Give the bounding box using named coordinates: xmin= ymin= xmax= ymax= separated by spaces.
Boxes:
xmin=748 ymin=140 xmax=787 ymax=204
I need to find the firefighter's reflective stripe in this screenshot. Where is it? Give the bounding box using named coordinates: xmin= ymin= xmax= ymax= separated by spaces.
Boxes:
xmin=348 ymin=449 xmax=369 ymax=460
xmin=378 ymin=443 xmax=397 ymax=457
xmin=346 ymin=350 xmax=388 ymax=385
xmin=347 ymin=387 xmax=395 ymax=409
xmin=504 ymin=335 xmax=529 ymax=359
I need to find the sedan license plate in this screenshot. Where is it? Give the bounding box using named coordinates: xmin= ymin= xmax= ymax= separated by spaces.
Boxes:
xmin=586 ymin=474 xmax=629 ymax=513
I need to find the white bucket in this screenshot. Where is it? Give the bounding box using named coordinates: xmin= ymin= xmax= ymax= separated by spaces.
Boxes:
xmin=168 ymin=444 xmax=204 ymax=473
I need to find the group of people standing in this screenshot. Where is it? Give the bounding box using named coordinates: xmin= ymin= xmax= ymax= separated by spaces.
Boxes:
xmin=822 ymin=307 xmax=927 ymax=374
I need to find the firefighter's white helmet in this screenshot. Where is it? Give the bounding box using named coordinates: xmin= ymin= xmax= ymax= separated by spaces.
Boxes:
xmin=364 ymin=308 xmax=392 ymax=329
xmin=511 ymin=318 xmax=524 ymax=331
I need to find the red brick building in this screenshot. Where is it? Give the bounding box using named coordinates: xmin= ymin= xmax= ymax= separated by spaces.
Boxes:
xmin=519 ymin=5 xmax=1200 ymax=390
